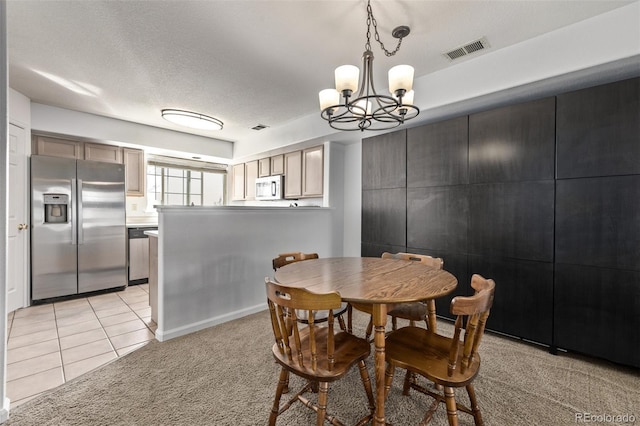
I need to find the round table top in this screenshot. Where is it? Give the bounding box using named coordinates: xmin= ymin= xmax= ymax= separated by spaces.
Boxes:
xmin=274 ymin=257 xmax=458 ymax=304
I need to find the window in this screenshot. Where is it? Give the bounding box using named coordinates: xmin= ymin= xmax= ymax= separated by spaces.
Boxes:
xmin=147 ymin=157 xmax=227 ymax=207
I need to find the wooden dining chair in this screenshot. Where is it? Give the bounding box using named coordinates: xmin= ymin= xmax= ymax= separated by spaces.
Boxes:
xmin=383 ymin=274 xmax=496 ymax=426
xmin=384 ymin=252 xmax=444 ymax=332
xmin=351 ymin=252 xmax=444 ymax=341
xmin=272 ymin=252 xmax=319 ymax=270
xmin=265 ymin=278 xmax=375 ymax=426
xmin=272 ymin=252 xmax=350 ymax=333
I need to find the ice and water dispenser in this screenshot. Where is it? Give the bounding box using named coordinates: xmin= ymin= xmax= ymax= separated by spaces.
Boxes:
xmin=43 ymin=194 xmax=69 ymax=223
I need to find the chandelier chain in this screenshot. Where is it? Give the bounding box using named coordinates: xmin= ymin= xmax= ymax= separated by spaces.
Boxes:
xmin=366 ymin=0 xmax=403 ymax=57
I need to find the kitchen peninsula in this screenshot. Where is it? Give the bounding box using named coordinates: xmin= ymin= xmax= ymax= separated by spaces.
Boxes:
xmin=150 ymin=205 xmax=341 ymax=341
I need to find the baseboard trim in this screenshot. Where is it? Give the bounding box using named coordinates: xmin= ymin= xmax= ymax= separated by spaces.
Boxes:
xmin=154 ymin=304 xmax=266 ymax=342
xmin=1 ymin=397 xmax=11 ymax=422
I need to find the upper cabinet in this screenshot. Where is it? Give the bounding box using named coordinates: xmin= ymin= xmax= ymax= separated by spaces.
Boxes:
xmin=231 ymin=145 xmax=324 ymax=201
xmin=34 ymin=135 xmax=146 ymax=196
xmin=258 ymin=158 xmax=271 ymax=177
xmin=123 ymin=148 xmax=145 ymax=196
xmin=244 ymin=160 xmax=258 ymax=200
xmin=84 ymin=143 xmax=122 ymax=163
xmin=302 ymin=145 xmax=323 ymax=197
xmin=34 ymin=135 xmax=82 ymax=159
xmin=284 ymin=151 xmax=302 ymax=199
xmin=271 ymin=154 xmax=284 ymax=175
xmin=231 ymin=163 xmax=245 ymax=201
xmin=284 ymin=146 xmax=324 ymax=199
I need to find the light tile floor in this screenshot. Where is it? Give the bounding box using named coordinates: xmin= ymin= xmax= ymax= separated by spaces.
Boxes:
xmin=6 ymin=284 xmax=157 ymax=408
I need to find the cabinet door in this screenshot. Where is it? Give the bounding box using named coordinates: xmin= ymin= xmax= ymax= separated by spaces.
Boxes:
xmin=362 ymin=131 xmax=406 ymax=190
xmin=244 ymin=160 xmax=258 ymax=200
xmin=231 ymin=164 xmax=245 ymax=200
xmin=284 ymin=151 xmax=302 ymax=198
xmin=84 ymin=143 xmax=123 ymax=163
xmin=302 ymin=145 xmax=323 ymax=197
xmin=34 ymin=135 xmax=82 ymax=159
xmin=271 ymin=154 xmax=284 ymax=175
xmin=123 ymin=148 xmax=145 ymax=196
xmin=258 ymin=158 xmax=271 ymax=177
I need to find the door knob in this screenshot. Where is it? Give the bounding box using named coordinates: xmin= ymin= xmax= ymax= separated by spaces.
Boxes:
xmin=18 ymin=223 xmax=28 ymax=230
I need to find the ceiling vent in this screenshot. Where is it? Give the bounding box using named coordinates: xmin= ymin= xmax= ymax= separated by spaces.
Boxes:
xmin=444 ymin=37 xmax=489 ymax=61
xmin=251 ymin=124 xmax=269 ymax=131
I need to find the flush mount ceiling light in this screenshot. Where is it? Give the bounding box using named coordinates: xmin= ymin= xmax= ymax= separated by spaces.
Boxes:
xmin=319 ymin=0 xmax=419 ymax=131
xmin=161 ymin=109 xmax=223 ymax=131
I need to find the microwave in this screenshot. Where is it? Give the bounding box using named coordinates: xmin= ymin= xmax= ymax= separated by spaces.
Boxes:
xmin=255 ymin=176 xmax=284 ymax=200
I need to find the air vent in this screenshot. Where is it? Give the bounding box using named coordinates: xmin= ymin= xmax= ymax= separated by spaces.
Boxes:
xmin=251 ymin=124 xmax=269 ymax=131
xmin=444 ymin=37 xmax=489 ymax=61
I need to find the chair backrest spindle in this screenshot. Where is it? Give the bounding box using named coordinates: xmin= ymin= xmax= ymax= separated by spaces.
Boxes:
xmin=265 ymin=278 xmax=341 ymax=373
xmin=447 ymin=274 xmax=495 ymax=376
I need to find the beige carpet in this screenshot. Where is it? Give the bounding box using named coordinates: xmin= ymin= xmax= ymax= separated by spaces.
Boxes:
xmin=6 ymin=310 xmax=639 ymax=426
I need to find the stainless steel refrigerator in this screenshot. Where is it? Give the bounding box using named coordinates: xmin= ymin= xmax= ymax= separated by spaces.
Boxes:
xmin=31 ymin=155 xmax=127 ymax=301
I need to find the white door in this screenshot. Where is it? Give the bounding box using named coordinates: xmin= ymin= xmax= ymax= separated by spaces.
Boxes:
xmin=8 ymin=123 xmax=28 ymax=312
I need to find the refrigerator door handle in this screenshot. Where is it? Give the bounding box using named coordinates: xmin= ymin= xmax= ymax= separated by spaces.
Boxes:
xmin=71 ymin=178 xmax=77 ymax=245
xmin=77 ymin=179 xmax=84 ymax=245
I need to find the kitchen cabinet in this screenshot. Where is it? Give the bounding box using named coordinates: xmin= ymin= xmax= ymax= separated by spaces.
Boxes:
xmin=84 ymin=143 xmax=123 ymax=163
xmin=284 ymin=151 xmax=302 ymax=198
xmin=34 ymin=135 xmax=82 ymax=159
xmin=284 ymin=147 xmax=324 ymax=199
xmin=258 ymin=158 xmax=270 ymax=177
xmin=123 ymin=148 xmax=145 ymax=196
xmin=244 ymin=160 xmax=258 ymax=200
xmin=271 ymin=154 xmax=284 ymax=175
xmin=302 ymin=145 xmax=323 ymax=197
xmin=231 ymin=163 xmax=245 ymax=200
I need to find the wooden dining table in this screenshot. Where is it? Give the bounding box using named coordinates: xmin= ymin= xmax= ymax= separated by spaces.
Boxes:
xmin=274 ymin=256 xmax=458 ymax=425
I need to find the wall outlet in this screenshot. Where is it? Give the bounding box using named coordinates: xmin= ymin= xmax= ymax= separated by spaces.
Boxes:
xmin=132 ymin=203 xmax=138 ymax=211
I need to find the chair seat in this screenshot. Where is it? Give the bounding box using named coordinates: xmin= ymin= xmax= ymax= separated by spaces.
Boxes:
xmin=387 ymin=302 xmax=427 ymax=321
xmin=272 ymin=326 xmax=371 ymax=382
xmin=385 ymin=326 xmax=480 ymax=387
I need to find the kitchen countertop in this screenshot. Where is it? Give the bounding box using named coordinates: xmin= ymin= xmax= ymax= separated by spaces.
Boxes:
xmin=126 ymin=223 xmax=158 ymax=228
xmin=144 ymin=230 xmax=158 ymax=237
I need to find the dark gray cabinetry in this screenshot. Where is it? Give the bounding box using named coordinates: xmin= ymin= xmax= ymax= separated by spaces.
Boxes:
xmin=556 ymin=176 xmax=640 ymax=271
xmin=362 ymin=130 xmax=406 ymax=190
xmin=469 ymin=97 xmax=556 ymax=183
xmin=557 ymin=78 xmax=640 ymax=179
xmin=361 ymin=76 xmax=640 ymax=367
xmin=361 ymin=131 xmax=407 ymax=256
xmin=469 ymin=181 xmax=555 ymax=262
xmin=554 ymin=264 xmax=640 ymax=367
xmin=470 ymin=256 xmax=554 ymax=345
xmin=361 ymin=188 xmax=406 ymax=248
xmin=554 ymin=78 xmax=640 ymax=367
xmin=407 ymin=186 xmax=468 ymax=254
xmin=407 ymin=116 xmax=468 ymax=187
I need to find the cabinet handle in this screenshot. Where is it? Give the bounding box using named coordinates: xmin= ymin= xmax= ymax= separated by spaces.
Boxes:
xmin=18 ymin=223 xmax=29 ymax=230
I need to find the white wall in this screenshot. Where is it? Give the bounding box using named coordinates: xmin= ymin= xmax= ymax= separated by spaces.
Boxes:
xmin=342 ymin=142 xmax=362 ymax=257
xmin=155 ymin=206 xmax=338 ymax=341
xmin=30 ymin=103 xmax=234 ymax=163
xmin=0 ymin=1 xmax=10 ymax=420
xmin=232 ymin=2 xmax=640 ymax=159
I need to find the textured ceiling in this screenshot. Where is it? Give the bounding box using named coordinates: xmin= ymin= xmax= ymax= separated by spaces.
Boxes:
xmin=7 ymin=0 xmax=635 ymax=147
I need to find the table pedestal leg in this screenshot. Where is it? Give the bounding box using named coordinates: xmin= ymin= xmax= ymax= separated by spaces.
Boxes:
xmin=372 ymin=304 xmax=388 ymax=426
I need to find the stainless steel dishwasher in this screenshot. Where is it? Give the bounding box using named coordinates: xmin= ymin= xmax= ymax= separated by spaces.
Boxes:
xmin=128 ymin=227 xmax=157 ymax=285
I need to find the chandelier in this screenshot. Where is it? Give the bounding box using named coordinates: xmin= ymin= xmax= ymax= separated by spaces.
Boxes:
xmin=318 ymin=0 xmax=419 ymax=131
